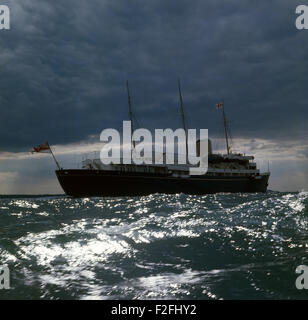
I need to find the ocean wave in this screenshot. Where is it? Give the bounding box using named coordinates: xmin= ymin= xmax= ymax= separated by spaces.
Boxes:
xmin=0 ymin=191 xmax=308 ymax=299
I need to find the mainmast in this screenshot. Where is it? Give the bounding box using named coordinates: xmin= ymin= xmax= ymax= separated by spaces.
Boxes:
xmin=178 ymin=79 xmax=188 ymax=156
xmin=126 ymin=80 xmax=135 ymax=149
xmin=216 ymin=101 xmax=231 ymax=155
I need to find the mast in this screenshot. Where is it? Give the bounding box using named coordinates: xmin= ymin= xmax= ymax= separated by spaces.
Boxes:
xmin=178 ymin=78 xmax=188 ymax=156
xmin=126 ymin=80 xmax=135 ymax=148
xmin=221 ymin=101 xmax=230 ymax=155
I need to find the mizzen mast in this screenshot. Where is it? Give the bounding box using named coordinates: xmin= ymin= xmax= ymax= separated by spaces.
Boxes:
xmin=222 ymin=102 xmax=230 ymax=155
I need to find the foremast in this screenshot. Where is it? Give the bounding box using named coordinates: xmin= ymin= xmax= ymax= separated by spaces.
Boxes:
xmin=126 ymin=80 xmax=135 ymax=149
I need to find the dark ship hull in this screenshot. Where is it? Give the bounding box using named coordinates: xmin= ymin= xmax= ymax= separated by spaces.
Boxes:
xmin=56 ymin=169 xmax=269 ymax=197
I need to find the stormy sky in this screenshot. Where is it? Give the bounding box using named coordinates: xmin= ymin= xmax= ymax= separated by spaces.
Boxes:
xmin=0 ymin=0 xmax=307 ymax=193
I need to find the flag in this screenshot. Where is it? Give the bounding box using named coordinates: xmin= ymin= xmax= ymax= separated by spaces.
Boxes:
xmin=216 ymin=102 xmax=223 ymax=109
xmin=32 ymin=143 xmax=51 ymax=153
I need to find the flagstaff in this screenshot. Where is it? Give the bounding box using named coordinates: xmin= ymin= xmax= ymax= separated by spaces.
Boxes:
xmin=32 ymin=142 xmax=62 ymax=170
xmin=47 ymin=142 xmax=62 ymax=170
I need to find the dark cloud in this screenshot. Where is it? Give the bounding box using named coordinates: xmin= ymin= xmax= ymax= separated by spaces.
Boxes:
xmin=0 ymin=0 xmax=307 ymax=153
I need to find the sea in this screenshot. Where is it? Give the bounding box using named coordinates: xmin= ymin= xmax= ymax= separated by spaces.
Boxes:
xmin=0 ymin=191 xmax=307 ymax=300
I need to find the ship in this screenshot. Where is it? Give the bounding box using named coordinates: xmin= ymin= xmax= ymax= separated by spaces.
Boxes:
xmin=46 ymin=81 xmax=270 ymax=197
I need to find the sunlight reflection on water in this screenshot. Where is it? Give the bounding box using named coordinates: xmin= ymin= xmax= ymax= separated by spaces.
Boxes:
xmin=0 ymin=191 xmax=307 ymax=299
